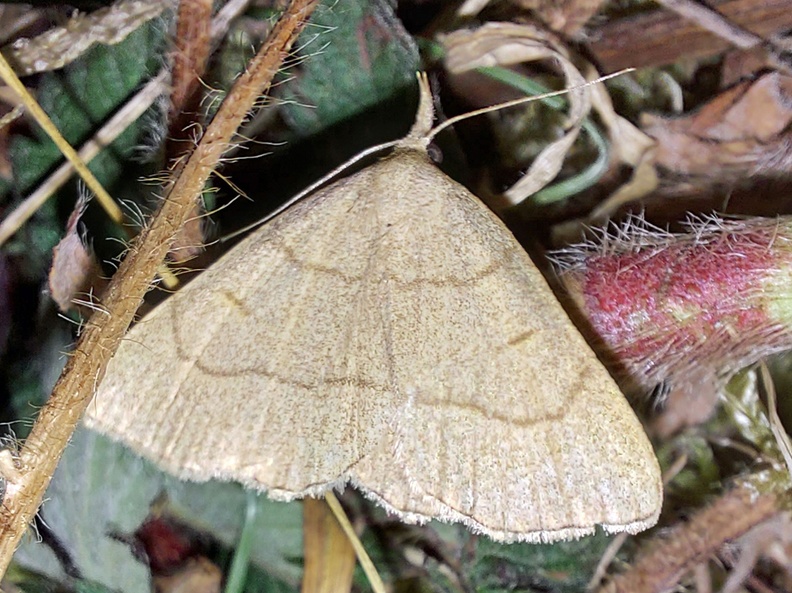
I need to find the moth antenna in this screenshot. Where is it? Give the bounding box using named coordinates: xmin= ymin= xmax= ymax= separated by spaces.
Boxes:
xmin=426 ymin=69 xmax=633 ymax=142
xmin=220 ymin=137 xmax=401 ymax=242
xmin=224 ymin=69 xmax=635 ymax=242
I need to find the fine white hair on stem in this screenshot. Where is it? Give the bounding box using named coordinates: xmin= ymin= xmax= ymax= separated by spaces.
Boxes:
xmin=550 ymin=212 xmax=780 ymax=272
xmin=69 ymin=297 xmax=110 ymax=317
xmin=119 ymin=198 xmax=149 ymax=231
xmin=549 ymin=212 xmax=674 ymax=271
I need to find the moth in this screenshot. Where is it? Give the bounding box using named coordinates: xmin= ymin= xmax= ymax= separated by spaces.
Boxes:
xmin=86 ymin=75 xmax=661 ymax=543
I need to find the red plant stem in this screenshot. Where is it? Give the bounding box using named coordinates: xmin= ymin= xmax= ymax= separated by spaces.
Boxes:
xmin=559 ymin=216 xmax=792 ymax=404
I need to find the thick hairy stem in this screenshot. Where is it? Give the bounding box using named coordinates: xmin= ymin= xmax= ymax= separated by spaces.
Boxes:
xmin=599 ymin=486 xmax=779 ymax=593
xmin=556 ymin=215 xmax=792 ymax=432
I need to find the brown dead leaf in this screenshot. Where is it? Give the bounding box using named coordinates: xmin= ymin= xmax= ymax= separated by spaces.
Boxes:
xmin=721 ymin=45 xmax=776 ymax=87
xmin=48 ymin=196 xmax=105 ymax=313
xmin=642 ymin=72 xmax=792 ymax=179
xmin=588 ymin=0 xmax=792 ymax=73
xmin=586 ymin=66 xmax=658 ymax=220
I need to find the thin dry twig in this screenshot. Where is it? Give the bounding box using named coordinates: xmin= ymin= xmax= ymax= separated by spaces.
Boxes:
xmin=0 ymin=51 xmax=125 ymax=225
xmin=0 ymin=0 xmax=318 ymax=575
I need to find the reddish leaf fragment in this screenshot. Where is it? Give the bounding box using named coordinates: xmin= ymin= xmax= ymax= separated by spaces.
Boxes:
xmin=135 ymin=516 xmax=201 ymax=575
xmin=133 ymin=516 xmax=221 ymax=593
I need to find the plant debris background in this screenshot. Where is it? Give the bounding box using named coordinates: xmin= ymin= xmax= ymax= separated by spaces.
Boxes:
xmin=2 ymin=0 xmax=792 ymax=592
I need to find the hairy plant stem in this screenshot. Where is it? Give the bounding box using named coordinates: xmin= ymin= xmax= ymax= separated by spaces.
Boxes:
xmin=599 ymin=486 xmax=779 ymax=593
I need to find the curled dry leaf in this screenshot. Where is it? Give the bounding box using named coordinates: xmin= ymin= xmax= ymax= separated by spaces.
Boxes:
xmin=457 ymin=0 xmax=605 ymax=34
xmin=442 ymin=22 xmax=589 ymax=208
xmin=48 ymin=196 xmax=106 ymax=314
xmin=642 ymin=71 xmax=792 ymax=179
xmin=442 ymin=24 xmax=659 ymax=218
xmin=587 ymin=0 xmax=792 ymax=73
xmin=585 ymin=65 xmax=658 ymax=220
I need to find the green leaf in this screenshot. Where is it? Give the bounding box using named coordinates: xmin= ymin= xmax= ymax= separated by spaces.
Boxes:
xmin=5 ymin=20 xmax=165 ymax=281
xmin=11 ymin=22 xmax=162 ymax=193
xmin=280 ymin=0 xmax=419 ymax=137
xmin=471 ymin=535 xmax=612 ymax=593
xmin=162 ymin=477 xmax=304 ymax=587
